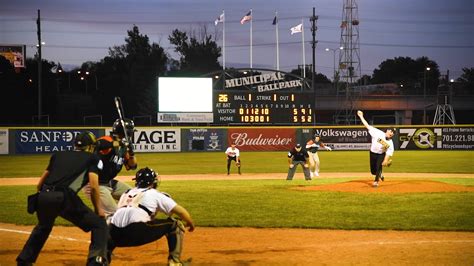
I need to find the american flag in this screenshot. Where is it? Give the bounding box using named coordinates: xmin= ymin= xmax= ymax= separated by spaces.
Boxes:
xmin=240 ymin=10 xmax=252 ymax=24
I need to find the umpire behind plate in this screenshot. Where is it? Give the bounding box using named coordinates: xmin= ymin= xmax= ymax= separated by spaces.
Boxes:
xmin=17 ymin=131 xmax=108 ymax=266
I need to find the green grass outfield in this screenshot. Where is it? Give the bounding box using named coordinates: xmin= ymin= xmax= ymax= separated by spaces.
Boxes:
xmin=0 ymin=150 xmax=473 ymax=177
xmin=0 ymin=150 xmax=473 ymax=231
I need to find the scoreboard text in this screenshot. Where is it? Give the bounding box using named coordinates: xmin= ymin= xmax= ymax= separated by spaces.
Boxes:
xmin=214 ymin=92 xmax=314 ymax=125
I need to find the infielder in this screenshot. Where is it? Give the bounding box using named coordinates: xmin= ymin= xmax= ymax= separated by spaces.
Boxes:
xmin=357 ymin=110 xmax=395 ymax=187
xmin=17 ymin=132 xmax=108 ymax=266
xmin=108 ymin=167 xmax=195 ymax=266
xmin=306 ymin=133 xmax=332 ymax=177
xmin=225 ymin=143 xmax=241 ymax=175
xmin=287 ymin=144 xmax=311 ymax=180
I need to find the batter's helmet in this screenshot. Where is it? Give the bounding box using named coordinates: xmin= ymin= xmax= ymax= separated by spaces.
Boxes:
xmin=112 ymin=118 xmax=135 ymax=137
xmin=133 ymin=167 xmax=159 ymax=189
xmin=74 ymin=131 xmax=97 ymax=148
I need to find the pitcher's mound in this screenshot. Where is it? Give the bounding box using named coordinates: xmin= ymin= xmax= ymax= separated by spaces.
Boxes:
xmin=296 ymin=180 xmax=474 ymax=193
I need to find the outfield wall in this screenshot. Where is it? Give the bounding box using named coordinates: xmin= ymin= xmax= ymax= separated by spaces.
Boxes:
xmin=0 ymin=125 xmax=473 ymax=155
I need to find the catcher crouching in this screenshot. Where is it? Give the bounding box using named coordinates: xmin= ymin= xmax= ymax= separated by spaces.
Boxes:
xmin=107 ymin=167 xmax=195 ymax=265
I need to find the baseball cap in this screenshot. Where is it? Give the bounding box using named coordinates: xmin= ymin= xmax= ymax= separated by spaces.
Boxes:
xmin=295 ymin=143 xmax=301 ymax=148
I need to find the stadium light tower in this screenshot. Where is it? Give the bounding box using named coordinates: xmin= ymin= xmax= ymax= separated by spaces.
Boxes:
xmin=335 ymin=0 xmax=362 ymax=125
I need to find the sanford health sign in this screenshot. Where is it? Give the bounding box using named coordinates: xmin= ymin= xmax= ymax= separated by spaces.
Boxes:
xmin=15 ymin=129 xmax=102 ymax=154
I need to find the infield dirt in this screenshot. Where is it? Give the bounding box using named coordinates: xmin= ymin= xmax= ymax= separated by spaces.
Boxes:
xmin=1 ymin=172 xmax=473 ymax=265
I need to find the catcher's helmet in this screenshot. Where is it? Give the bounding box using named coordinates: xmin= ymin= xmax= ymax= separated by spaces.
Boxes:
xmin=74 ymin=131 xmax=97 ymax=148
xmin=133 ymin=167 xmax=159 ymax=189
xmin=112 ymin=118 xmax=135 ymax=137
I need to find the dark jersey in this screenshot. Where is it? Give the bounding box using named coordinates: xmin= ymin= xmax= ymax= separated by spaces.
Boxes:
xmin=44 ymin=151 xmax=101 ymax=193
xmin=288 ymin=147 xmax=309 ymax=162
xmin=96 ymin=135 xmax=131 ymax=184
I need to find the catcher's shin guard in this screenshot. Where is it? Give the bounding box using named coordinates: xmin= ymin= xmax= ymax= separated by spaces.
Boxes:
xmin=166 ymin=218 xmax=185 ymax=264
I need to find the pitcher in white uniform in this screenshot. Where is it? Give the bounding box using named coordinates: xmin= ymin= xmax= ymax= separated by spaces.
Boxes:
xmin=357 ymin=110 xmax=395 ymax=187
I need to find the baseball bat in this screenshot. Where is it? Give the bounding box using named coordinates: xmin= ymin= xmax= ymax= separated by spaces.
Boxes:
xmin=114 ymin=97 xmax=132 ymax=146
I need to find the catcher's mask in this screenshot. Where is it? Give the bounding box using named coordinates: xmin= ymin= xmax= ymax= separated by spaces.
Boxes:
xmin=112 ymin=118 xmax=135 ymax=137
xmin=133 ymin=167 xmax=159 ymax=189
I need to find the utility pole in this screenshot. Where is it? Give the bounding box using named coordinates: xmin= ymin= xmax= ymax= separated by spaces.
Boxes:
xmin=37 ymin=9 xmax=42 ymax=119
xmin=310 ymin=7 xmax=318 ymax=92
xmin=310 ymin=7 xmax=318 ymax=126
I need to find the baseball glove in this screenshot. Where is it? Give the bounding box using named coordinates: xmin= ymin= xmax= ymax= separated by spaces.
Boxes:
xmin=387 ymin=158 xmax=393 ymax=167
xmin=236 ymin=161 xmax=241 ymax=167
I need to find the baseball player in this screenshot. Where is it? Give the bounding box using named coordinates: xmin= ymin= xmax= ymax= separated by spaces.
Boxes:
xmin=225 ymin=143 xmax=241 ymax=175
xmin=306 ymin=133 xmax=332 ymax=177
xmin=357 ymin=110 xmax=395 ymax=187
xmin=84 ymin=118 xmax=138 ymax=220
xmin=287 ymin=143 xmax=311 ymax=180
xmin=108 ymin=167 xmax=195 ymax=266
xmin=17 ymin=131 xmax=108 ymax=266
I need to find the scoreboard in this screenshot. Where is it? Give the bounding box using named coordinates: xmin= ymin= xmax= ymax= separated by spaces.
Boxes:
xmin=214 ymin=91 xmax=314 ymax=125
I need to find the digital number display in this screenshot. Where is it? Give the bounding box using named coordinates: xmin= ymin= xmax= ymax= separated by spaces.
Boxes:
xmin=214 ymin=92 xmax=314 ymax=125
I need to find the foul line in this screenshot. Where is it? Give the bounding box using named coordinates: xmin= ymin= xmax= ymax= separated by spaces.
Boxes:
xmin=2 ymin=227 xmax=474 ymax=246
xmin=0 ymin=227 xmax=90 ymax=243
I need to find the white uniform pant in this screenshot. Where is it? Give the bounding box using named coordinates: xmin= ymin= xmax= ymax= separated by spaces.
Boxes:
xmin=308 ymin=152 xmax=320 ymax=173
xmin=83 ymin=180 xmax=132 ymax=217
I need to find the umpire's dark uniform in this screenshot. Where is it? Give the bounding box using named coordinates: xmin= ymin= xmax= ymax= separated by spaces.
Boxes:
xmin=17 ymin=133 xmax=108 ymax=266
xmin=286 ymin=144 xmax=311 ymax=180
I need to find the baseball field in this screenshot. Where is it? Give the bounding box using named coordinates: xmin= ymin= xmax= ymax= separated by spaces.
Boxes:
xmin=0 ymin=150 xmax=473 ymax=265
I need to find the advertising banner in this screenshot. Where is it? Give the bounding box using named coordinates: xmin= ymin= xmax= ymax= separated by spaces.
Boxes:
xmin=0 ymin=44 xmax=26 ymax=68
xmin=15 ymin=129 xmax=102 ymax=154
xmin=157 ymin=113 xmax=213 ymax=123
xmin=398 ymin=127 xmax=474 ymax=150
xmin=184 ymin=128 xmax=225 ymax=152
xmin=302 ymin=127 xmax=371 ymax=150
xmin=133 ymin=128 xmax=181 ymax=152
xmin=228 ymin=128 xmax=295 ymax=151
xmin=0 ymin=129 xmax=8 ymax=154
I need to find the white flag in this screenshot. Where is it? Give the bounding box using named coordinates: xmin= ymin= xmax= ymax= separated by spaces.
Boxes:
xmin=214 ymin=12 xmax=224 ymax=26
xmin=290 ymin=23 xmax=303 ymax=35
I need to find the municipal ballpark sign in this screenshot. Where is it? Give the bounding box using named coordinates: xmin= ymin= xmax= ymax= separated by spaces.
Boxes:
xmin=224 ymin=72 xmax=304 ymax=92
xmin=212 ymin=68 xmax=314 ymax=125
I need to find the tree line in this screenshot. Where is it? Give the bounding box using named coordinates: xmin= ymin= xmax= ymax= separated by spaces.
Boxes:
xmin=0 ymin=25 xmax=472 ymax=126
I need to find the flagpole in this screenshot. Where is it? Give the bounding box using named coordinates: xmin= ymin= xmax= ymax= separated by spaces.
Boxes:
xmin=223 ymin=10 xmax=225 ymax=70
xmin=276 ymin=11 xmax=279 ymax=71
xmin=302 ymin=18 xmax=305 ymax=78
xmin=250 ymin=9 xmax=253 ymax=69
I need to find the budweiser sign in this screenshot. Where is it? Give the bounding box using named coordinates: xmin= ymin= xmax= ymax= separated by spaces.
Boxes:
xmin=228 ymin=128 xmax=296 ymax=151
